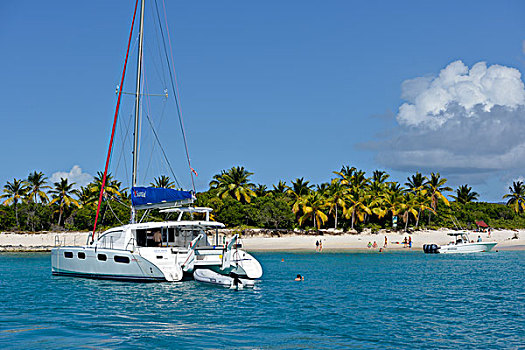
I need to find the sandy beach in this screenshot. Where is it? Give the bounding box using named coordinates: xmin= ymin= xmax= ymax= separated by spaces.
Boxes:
xmin=0 ymin=229 xmax=523 ymax=252
xmin=241 ymin=229 xmax=525 ymax=251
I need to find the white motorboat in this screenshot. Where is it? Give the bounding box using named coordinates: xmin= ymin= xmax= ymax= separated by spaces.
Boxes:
xmin=51 ymin=0 xmax=263 ymax=283
xmin=423 ymin=232 xmax=497 ymax=254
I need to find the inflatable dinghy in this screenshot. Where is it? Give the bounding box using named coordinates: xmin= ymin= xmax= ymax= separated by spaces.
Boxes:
xmin=193 ymin=269 xmax=255 ymax=289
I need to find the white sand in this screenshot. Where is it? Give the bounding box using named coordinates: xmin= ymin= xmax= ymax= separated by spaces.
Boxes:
xmin=0 ymin=229 xmax=523 ymax=252
xmin=0 ymin=232 xmax=89 ymax=251
xmin=241 ymin=229 xmax=524 ymax=251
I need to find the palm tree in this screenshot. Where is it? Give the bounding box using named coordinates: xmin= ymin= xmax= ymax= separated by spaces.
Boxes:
xmin=75 ymin=186 xmax=96 ymax=208
xmin=286 ymin=178 xmax=313 ymax=218
xmin=272 ymin=180 xmax=287 ymax=195
xmin=334 ymin=165 xmax=356 ymax=179
xmin=150 ymin=175 xmax=175 ymax=189
xmin=1 ymin=178 xmax=28 ymax=227
xmin=425 ymin=172 xmax=452 ymax=224
xmin=375 ymin=183 xmax=406 ymax=229
xmin=325 ymin=179 xmax=345 ymax=229
xmin=401 ymin=193 xmax=420 ymax=232
xmin=26 ymin=171 xmax=50 ymax=204
xmin=405 ymin=172 xmax=426 ymax=194
xmin=89 ymin=172 xmax=123 ymax=202
xmin=209 ymin=166 xmax=256 ymax=203
xmin=49 ymin=178 xmax=80 ymax=226
xmin=254 ymin=184 xmax=268 ymax=197
xmin=299 ymin=192 xmax=328 ymax=230
xmin=503 ymin=181 xmax=525 ymax=214
xmin=372 ymin=170 xmax=390 ymax=185
xmin=405 ymin=172 xmax=428 ymax=228
xmin=343 ymin=189 xmax=372 ymax=230
xmin=287 ymin=178 xmax=313 ymax=197
xmin=451 ymin=185 xmax=479 ymax=204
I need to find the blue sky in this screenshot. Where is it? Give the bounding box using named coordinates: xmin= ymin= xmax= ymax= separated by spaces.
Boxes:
xmin=1 ymin=0 xmax=524 ymax=202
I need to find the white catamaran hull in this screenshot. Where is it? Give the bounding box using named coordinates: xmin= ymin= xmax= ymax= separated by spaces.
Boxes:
xmin=438 ymin=242 xmax=497 ymax=254
xmin=51 ymin=247 xmax=169 ymax=281
xmin=51 ymin=240 xmax=263 ymax=282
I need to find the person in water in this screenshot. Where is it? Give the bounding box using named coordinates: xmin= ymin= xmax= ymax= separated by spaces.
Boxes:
xmin=295 ymin=274 xmax=304 ymax=281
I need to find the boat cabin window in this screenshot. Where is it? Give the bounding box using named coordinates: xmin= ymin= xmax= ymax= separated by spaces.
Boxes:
xmin=97 ymin=254 xmax=107 ymax=261
xmin=96 ymin=230 xmax=125 ymax=249
xmin=78 ymin=252 xmax=86 ymax=259
xmin=64 ymin=251 xmax=73 ymax=259
xmin=134 ymin=227 xmax=207 ymax=247
xmin=114 ymin=255 xmax=130 ymax=264
xmin=135 ymin=228 xmax=166 ymax=247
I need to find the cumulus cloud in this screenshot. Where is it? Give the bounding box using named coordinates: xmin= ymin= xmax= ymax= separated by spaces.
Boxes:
xmin=372 ymin=60 xmax=525 ymax=185
xmin=397 ymin=61 xmax=525 ymax=129
xmin=51 ymin=165 xmax=93 ymax=189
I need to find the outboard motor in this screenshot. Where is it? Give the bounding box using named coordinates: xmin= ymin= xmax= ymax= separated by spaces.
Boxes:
xmin=423 ymin=244 xmax=439 ymax=254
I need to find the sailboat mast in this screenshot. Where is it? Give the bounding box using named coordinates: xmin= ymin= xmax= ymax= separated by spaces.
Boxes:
xmin=131 ymin=0 xmax=146 ymax=223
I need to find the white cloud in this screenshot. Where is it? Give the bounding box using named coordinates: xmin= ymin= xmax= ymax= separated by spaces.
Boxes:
xmin=397 ymin=60 xmax=525 ymax=129
xmin=371 ymin=60 xmax=525 ymax=190
xmin=51 ymin=165 xmax=93 ymax=189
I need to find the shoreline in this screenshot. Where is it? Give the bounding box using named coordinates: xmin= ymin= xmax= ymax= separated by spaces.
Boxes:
xmin=1 ymin=229 xmax=523 ymax=252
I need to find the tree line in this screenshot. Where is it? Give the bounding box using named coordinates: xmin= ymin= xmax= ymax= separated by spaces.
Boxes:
xmin=1 ymin=167 xmax=525 ymax=232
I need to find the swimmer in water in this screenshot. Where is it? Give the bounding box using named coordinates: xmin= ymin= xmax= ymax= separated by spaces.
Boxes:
xmin=294 ymin=274 xmax=304 ymax=281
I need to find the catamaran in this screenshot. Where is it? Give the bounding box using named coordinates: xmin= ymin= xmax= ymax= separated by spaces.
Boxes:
xmin=51 ymin=0 xmax=262 ymax=283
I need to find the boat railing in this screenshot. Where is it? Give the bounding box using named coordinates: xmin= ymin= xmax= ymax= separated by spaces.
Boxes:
xmin=97 ymin=236 xmax=114 ymax=250
xmin=53 ymin=235 xmax=76 ymax=247
xmin=125 ymin=237 xmax=137 ymax=251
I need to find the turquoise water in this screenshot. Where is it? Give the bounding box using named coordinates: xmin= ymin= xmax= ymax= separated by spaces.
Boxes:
xmin=0 ymin=251 xmax=523 ymax=349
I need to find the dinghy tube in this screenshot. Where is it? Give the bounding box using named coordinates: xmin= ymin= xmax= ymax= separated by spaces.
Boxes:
xmin=193 ymin=269 xmax=255 ymax=288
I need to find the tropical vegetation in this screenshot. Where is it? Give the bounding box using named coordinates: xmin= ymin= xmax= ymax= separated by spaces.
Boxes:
xmin=1 ymin=167 xmax=525 ymax=232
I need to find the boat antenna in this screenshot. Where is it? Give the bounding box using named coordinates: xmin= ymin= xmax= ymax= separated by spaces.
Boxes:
xmin=91 ymin=0 xmax=140 ymax=243
xmin=131 ymin=0 xmax=146 ymax=223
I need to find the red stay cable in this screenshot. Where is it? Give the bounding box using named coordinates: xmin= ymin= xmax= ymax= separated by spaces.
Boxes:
xmin=92 ymin=0 xmax=139 ymax=242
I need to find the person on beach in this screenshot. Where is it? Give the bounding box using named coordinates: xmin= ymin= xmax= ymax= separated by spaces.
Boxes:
xmin=488 ymin=228 xmax=491 ymax=237
xmin=367 ymin=242 xmax=372 ymax=248
xmin=477 ymin=235 xmax=482 ymax=242
xmin=408 ymin=236 xmax=412 ymax=248
xmin=319 ymin=240 xmax=323 ymax=252
xmin=295 ymin=274 xmax=304 ymax=281
xmin=315 ymin=240 xmax=319 ymax=251
xmin=403 ymin=237 xmax=408 ymax=248
xmin=384 ymin=236 xmax=388 ymax=248
xmin=372 ymin=241 xmax=378 ymax=248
